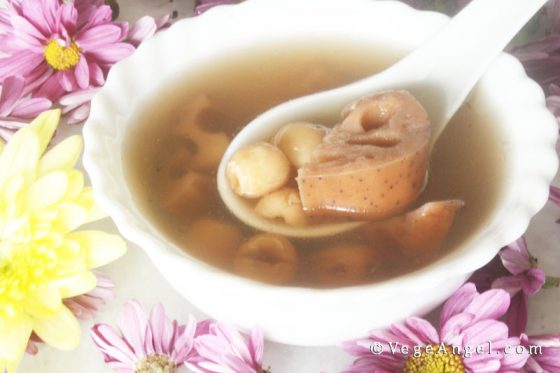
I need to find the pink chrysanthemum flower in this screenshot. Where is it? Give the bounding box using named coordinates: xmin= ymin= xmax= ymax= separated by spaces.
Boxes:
xmin=492 ymin=237 xmax=545 ymax=336
xmin=192 ymin=322 xmax=269 ymax=373
xmin=0 ymin=0 xmax=171 ymax=125
xmin=342 ymin=283 xmax=527 ymax=373
xmin=522 ymin=333 xmax=560 ymax=372
xmin=0 ymin=76 xmax=51 ymax=141
xmin=0 ymin=0 xmax=134 ymax=101
xmin=91 ymin=300 xmax=199 ymax=373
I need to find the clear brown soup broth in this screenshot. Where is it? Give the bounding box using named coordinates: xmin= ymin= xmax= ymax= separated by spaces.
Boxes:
xmin=125 ymin=41 xmax=504 ymax=288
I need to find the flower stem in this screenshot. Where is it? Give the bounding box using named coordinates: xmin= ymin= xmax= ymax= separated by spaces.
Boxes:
xmin=543 ymin=275 xmax=560 ymax=289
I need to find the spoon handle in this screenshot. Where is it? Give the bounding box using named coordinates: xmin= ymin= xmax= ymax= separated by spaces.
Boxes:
xmin=380 ymin=0 xmax=548 ymax=144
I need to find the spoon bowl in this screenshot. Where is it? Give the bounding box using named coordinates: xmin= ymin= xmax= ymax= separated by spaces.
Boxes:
xmin=217 ymin=0 xmax=548 ymax=238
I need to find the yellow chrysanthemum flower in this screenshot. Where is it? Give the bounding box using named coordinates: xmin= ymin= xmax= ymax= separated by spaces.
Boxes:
xmin=0 ymin=110 xmax=126 ymax=372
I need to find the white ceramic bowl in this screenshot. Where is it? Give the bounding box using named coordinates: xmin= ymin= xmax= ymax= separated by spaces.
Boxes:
xmin=83 ymin=0 xmax=558 ymax=345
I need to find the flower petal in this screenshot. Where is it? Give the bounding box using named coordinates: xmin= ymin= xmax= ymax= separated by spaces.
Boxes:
xmin=148 ymin=303 xmax=172 ymax=355
xmin=500 ymin=237 xmax=531 ymax=275
xmin=506 ymin=292 xmax=528 ymax=336
xmin=86 ymin=42 xmax=134 ymax=64
xmin=58 ymin=88 xmax=98 ymax=107
xmin=38 ymin=135 xmax=83 ymax=176
xmin=523 ymin=268 xmax=545 ymax=295
xmin=32 ymin=305 xmax=81 ymax=350
xmin=117 ymin=300 xmax=149 ymax=358
xmin=127 ymin=16 xmax=157 ymax=46
xmin=440 ymin=282 xmax=478 ymax=326
xmin=0 ymin=50 xmax=44 ymax=80
xmin=0 ymin=316 xmax=32 ymax=372
xmin=248 ymin=327 xmax=264 ymax=367
xmin=0 ymin=117 xmax=40 ymax=187
xmin=497 ymin=337 xmax=529 ymax=370
xmin=89 ymin=63 xmax=105 ymax=86
xmin=90 ymin=324 xmax=138 ymax=366
xmin=10 ymin=97 xmax=52 ymax=119
xmin=75 ymin=54 xmax=90 ymax=90
xmin=29 ymin=109 xmax=60 ymax=154
xmin=0 ymin=76 xmax=25 ymax=115
xmin=26 ymin=170 xmax=69 ymax=211
xmin=77 ymin=24 xmax=124 ymax=50
xmin=462 ymin=320 xmax=508 ymax=348
xmin=23 ymin=284 xmax=62 ymax=318
xmin=213 ymin=322 xmax=253 ymax=365
xmin=59 ymin=1 xmax=78 ymax=35
xmin=174 ymin=315 xmax=196 ymax=361
xmin=464 ymin=288 xmax=510 ymax=321
xmin=491 ymin=275 xmax=524 ymax=296
xmin=67 ymin=230 xmax=126 ymax=268
xmin=58 ymin=70 xmax=76 ymax=92
xmin=440 ymin=312 xmax=474 ymax=347
xmin=55 ymin=270 xmax=97 ymax=298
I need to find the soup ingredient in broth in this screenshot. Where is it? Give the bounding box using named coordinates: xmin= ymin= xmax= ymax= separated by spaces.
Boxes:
xmin=254 ymin=187 xmax=309 ymax=226
xmin=183 ymin=218 xmax=243 ymax=269
xmin=308 ymin=243 xmax=381 ymax=287
xmin=234 ymin=233 xmax=298 ymax=284
xmin=298 ymin=90 xmax=430 ymax=219
xmin=226 ymin=142 xmax=291 ymax=198
xmin=361 ymin=199 xmax=465 ymax=258
xmin=273 ymin=122 xmax=327 ymax=168
xmin=161 ymin=171 xmax=213 ymax=216
xmin=174 ymin=94 xmax=230 ymax=172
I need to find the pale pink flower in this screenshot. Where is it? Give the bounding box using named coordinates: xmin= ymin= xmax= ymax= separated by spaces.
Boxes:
xmin=192 ymin=322 xmax=268 ymax=373
xmin=0 ymin=0 xmax=134 ymax=101
xmin=550 ymin=185 xmax=560 ymax=207
xmin=468 ymin=254 xmax=508 ymax=292
xmin=547 ymin=83 xmax=560 ymax=117
xmin=91 ymin=300 xmax=200 ymax=373
xmin=545 ymin=0 xmax=560 ymax=35
xmin=24 ymin=334 xmax=42 ymax=356
xmin=522 ymin=333 xmax=560 ymax=372
xmin=513 ymin=35 xmax=560 ymax=87
xmin=127 ymin=14 xmax=171 ymax=47
xmin=492 ymin=238 xmax=546 ymax=336
xmin=342 ymin=283 xmax=527 ymax=373
xmin=58 ymin=87 xmax=100 ymax=125
xmin=0 ymin=75 xmax=51 ymax=141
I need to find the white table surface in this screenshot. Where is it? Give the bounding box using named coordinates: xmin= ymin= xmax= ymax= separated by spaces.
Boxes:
xmin=10 ymin=0 xmax=560 ymax=372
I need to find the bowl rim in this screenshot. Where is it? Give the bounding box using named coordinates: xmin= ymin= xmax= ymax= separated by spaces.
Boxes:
xmin=83 ymin=0 xmax=558 ymax=322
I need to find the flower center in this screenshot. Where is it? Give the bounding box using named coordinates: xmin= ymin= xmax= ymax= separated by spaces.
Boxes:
xmin=134 ymin=354 xmax=176 ymax=373
xmin=403 ymin=344 xmax=465 ymax=373
xmin=44 ymin=39 xmax=81 ymax=71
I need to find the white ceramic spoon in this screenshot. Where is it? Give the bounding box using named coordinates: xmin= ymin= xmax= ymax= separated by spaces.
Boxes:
xmin=217 ymin=0 xmax=547 ymax=238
